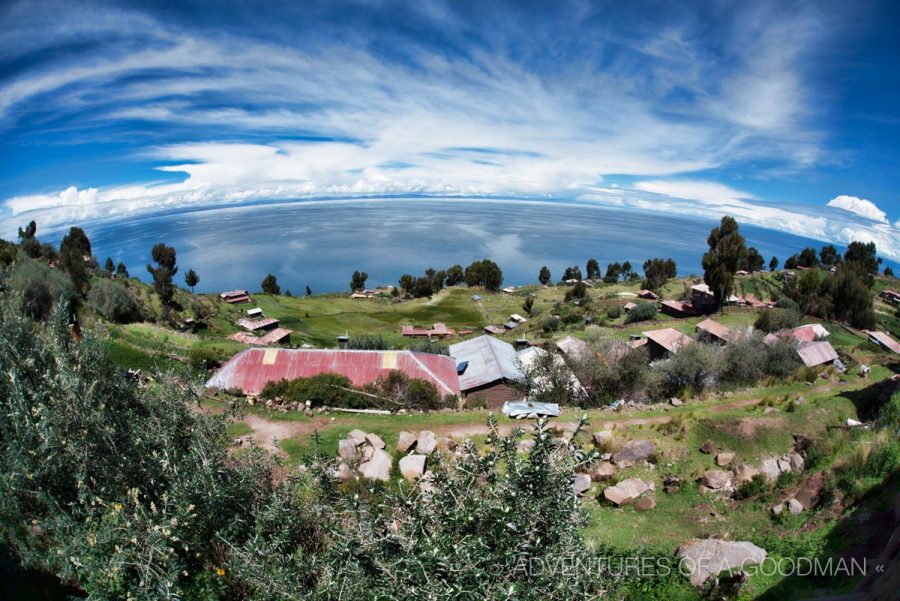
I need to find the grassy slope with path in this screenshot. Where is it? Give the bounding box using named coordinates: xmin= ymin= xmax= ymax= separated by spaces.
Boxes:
xmin=110 ymin=271 xmax=899 ymax=599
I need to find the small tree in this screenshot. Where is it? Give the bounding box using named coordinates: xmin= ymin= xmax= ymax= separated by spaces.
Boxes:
xmin=744 ymin=247 xmax=764 ymax=272
xmin=885 ymin=266 xmax=894 ymax=278
xmin=261 ymin=273 xmax=281 ymax=295
xmin=798 ymin=247 xmax=819 ymax=268
xmin=539 ymin=265 xmax=551 ymax=285
xmin=819 ymin=244 xmax=838 ymax=267
xmin=146 ymin=243 xmax=178 ymax=306
xmin=769 ymin=256 xmax=779 ymax=271
xmin=701 ymin=216 xmax=747 ymax=306
xmin=87 ymin=279 xmax=140 ymax=323
xmin=59 ymin=227 xmax=92 ymax=295
xmin=184 ymin=268 xmax=200 ymax=293
xmin=523 ymin=295 xmax=535 ymax=316
xmin=104 ymin=257 xmax=115 ymax=273
xmin=445 ymin=264 xmax=464 ymax=286
xmin=603 ymin=262 xmax=621 ymax=284
xmin=642 ymin=258 xmax=677 ymax=290
xmin=621 ymin=260 xmax=633 ymax=281
xmin=585 ymin=258 xmax=600 ymax=280
xmin=115 ymin=261 xmax=129 ymax=278
xmin=350 ymin=270 xmax=368 ymax=291
xmin=306 ymin=285 xmax=312 ymax=296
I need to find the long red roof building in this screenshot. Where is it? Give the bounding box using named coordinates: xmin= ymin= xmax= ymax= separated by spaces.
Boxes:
xmin=206 ymin=348 xmax=461 ymax=397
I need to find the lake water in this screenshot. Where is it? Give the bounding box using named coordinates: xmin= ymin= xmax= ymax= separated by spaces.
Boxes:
xmin=73 ymin=198 xmax=845 ymax=294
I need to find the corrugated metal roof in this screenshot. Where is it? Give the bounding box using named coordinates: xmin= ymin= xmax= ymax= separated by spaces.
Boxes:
xmin=449 ymin=335 xmax=521 ymax=391
xmin=237 ymin=317 xmax=279 ymax=331
xmin=765 ymin=324 xmax=829 ymax=345
xmin=797 ymin=341 xmax=838 ymax=367
xmin=256 ymin=328 xmax=292 ymax=345
xmin=696 ymin=318 xmax=732 ymax=342
xmin=867 ymin=330 xmax=900 ymax=354
xmin=206 ymin=349 xmax=460 ymax=396
xmin=555 ymin=335 xmax=590 ymax=359
xmin=643 ymin=328 xmax=693 ymax=354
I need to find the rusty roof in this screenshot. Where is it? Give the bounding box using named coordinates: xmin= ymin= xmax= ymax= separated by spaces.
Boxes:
xmin=449 ymin=335 xmax=521 ymax=391
xmin=796 ymin=341 xmax=839 ymax=367
xmin=237 ymin=317 xmax=279 ymax=331
xmin=696 ymin=318 xmax=732 ymax=342
xmin=256 ymin=328 xmax=292 ymax=345
xmin=206 ymin=349 xmax=460 ymax=396
xmin=867 ymin=330 xmax=900 ymax=354
xmin=642 ymin=328 xmax=693 ymax=354
xmin=555 ymin=335 xmax=591 ymax=359
xmin=765 ymin=324 xmax=829 ymax=345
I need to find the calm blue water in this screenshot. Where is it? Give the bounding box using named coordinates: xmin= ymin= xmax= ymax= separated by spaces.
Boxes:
xmin=66 ymin=198 xmax=853 ymax=294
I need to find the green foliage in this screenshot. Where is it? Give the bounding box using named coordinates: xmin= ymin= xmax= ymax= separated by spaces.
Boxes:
xmin=642 ymin=257 xmax=676 ymax=290
xmin=104 ymin=256 xmax=115 ymax=273
xmin=260 ymin=273 xmax=280 ymax=295
xmin=345 ymin=334 xmax=388 ymax=349
xmin=843 ymin=240 xmax=880 ymax=279
xmin=743 ymin=246 xmax=764 ymax=272
xmin=188 ymin=345 xmax=228 ymax=371
xmin=59 ymin=226 xmax=92 ymax=294
xmin=146 ymin=242 xmax=178 ymax=305
xmin=184 ymin=268 xmax=200 ymax=292
xmin=571 ymin=342 xmax=649 ymax=406
xmin=464 ymin=259 xmax=503 ymax=290
xmin=9 ymin=258 xmax=77 ymax=321
xmin=86 ymin=278 xmax=140 ymax=323
xmin=769 ymin=256 xmax=778 ymax=271
xmin=701 ymin=216 xmax=747 ymax=305
xmin=445 ymin=264 xmax=464 ymax=286
xmin=603 ymin=261 xmax=621 ymax=283
xmin=798 ymin=246 xmax=819 ymax=268
xmin=523 ymin=294 xmax=535 ymax=315
xmin=606 ymin=305 xmax=622 ymax=319
xmin=625 ymin=301 xmax=657 ymax=323
xmin=562 ymin=265 xmax=583 ymax=281
xmin=115 ymin=261 xmax=129 ymax=278
xmin=564 ymin=281 xmax=588 ymax=301
xmin=753 ymin=308 xmax=801 ymax=333
xmin=538 ymin=265 xmax=552 ymax=285
xmin=0 ymin=238 xmax=17 ymax=266
xmin=733 ymin=473 xmax=769 ymax=500
xmin=585 ymin=258 xmax=600 ymax=280
xmin=819 ymin=244 xmax=838 ymax=267
xmin=542 ymin=315 xmax=561 ymax=333
xmin=261 ymin=372 xmax=360 ymax=407
xmin=650 ymin=342 xmax=723 ymax=400
xmin=350 ymin=269 xmax=368 ymax=291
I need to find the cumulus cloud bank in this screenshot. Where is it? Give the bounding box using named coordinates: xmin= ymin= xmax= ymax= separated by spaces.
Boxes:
xmin=827 ymin=195 xmax=888 ymax=223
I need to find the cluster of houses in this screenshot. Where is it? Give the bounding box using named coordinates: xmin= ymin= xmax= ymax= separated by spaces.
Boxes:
xmin=220 ymin=289 xmax=251 ymax=304
xmin=401 ymin=314 xmax=527 ymax=339
xmin=351 ymin=287 xmax=394 ymax=300
xmin=659 ymin=284 xmax=771 ymax=318
xmin=228 ymin=307 xmax=292 ymax=346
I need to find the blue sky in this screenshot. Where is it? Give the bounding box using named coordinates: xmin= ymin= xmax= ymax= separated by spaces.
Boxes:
xmin=1 ymin=0 xmax=899 ymax=257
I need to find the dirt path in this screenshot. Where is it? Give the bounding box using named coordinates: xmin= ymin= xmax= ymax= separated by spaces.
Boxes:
xmin=238 ymin=414 xmax=332 ymax=456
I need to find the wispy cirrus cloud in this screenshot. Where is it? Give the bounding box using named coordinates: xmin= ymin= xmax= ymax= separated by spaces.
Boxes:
xmin=0 ymin=0 xmax=897 ymax=258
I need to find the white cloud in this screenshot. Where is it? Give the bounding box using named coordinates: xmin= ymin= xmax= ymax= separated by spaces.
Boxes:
xmin=826 ymin=195 xmax=888 ymax=223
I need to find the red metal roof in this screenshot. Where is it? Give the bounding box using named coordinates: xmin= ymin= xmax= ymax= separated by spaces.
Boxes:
xmin=696 ymin=318 xmax=732 ymax=342
xmin=867 ymin=330 xmax=900 ymax=354
xmin=206 ymin=349 xmax=461 ymax=396
xmin=796 ymin=341 xmax=838 ymax=367
xmin=643 ymin=328 xmax=693 ymax=354
xmin=237 ymin=317 xmax=279 ymax=331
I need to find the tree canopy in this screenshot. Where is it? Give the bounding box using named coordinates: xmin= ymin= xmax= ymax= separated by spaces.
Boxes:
xmin=701 ymin=216 xmax=747 ymax=305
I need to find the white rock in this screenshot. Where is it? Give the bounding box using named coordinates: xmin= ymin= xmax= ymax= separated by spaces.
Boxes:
xmin=772 ymin=503 xmax=784 ymax=516
xmin=365 ymin=433 xmax=385 ymax=449
xmin=417 ymin=431 xmax=437 ymax=455
xmin=397 ymin=431 xmax=417 ymax=453
xmin=702 ymin=470 xmax=732 ymax=490
xmin=716 ymin=452 xmax=735 ymax=467
xmin=676 ymin=539 xmax=767 ymax=587
xmin=593 ymin=430 xmax=614 ymax=446
xmin=733 ymin=464 xmax=760 ymax=485
xmin=573 ymin=473 xmax=592 ymax=495
xmin=359 ymin=449 xmax=393 ymax=481
xmin=788 ymin=498 xmax=803 ymax=514
xmin=777 ymin=459 xmax=791 ymax=473
xmin=347 ymin=429 xmax=367 ymax=445
xmin=590 ymin=462 xmax=616 ymax=482
xmin=399 ymin=454 xmax=426 ymax=481
xmin=338 ymin=439 xmax=359 ymax=461
xmin=760 ymin=458 xmax=781 ymax=483
xmin=788 ymin=452 xmax=805 ymax=472
xmin=603 ymin=478 xmax=653 ymax=506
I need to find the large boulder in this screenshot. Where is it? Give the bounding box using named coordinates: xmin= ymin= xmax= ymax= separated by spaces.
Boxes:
xmin=347 ymin=429 xmax=367 ymax=445
xmin=365 ymin=433 xmax=386 ymax=450
xmin=760 ymin=458 xmax=781 ymax=483
xmin=333 ymin=462 xmax=354 ymax=482
xmin=399 ymin=454 xmax=427 ymax=481
xmin=593 ymin=430 xmax=614 ymax=446
xmin=397 ymin=431 xmax=417 ymax=453
xmin=417 ymin=431 xmax=437 ymax=455
xmin=733 ymin=464 xmax=760 ymax=486
xmin=338 ymin=439 xmax=359 ymax=461
xmin=676 ymin=539 xmax=767 ymax=587
xmin=612 ymin=439 xmax=657 ymax=466
xmin=603 ymin=478 xmax=654 ymax=506
xmin=715 ymin=452 xmax=734 ymax=467
xmin=590 ymin=462 xmax=616 ymax=482
xmin=359 ymin=449 xmax=393 ymax=481
xmin=777 ymin=458 xmax=792 ymax=473
xmin=573 ymin=473 xmax=592 ymax=496
xmin=634 ymin=495 xmax=656 ymax=511
xmin=788 ymin=452 xmax=805 ymax=472
xmin=702 ymin=470 xmax=732 ymax=490
xmin=787 ymin=498 xmax=803 ymax=514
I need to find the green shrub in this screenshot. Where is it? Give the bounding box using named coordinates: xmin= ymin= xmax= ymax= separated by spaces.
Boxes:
xmin=542 ymin=315 xmax=561 ymax=332
xmin=650 ymin=342 xmax=723 ymax=400
xmin=625 ymin=302 xmax=657 ymax=323
xmin=734 ymin=473 xmax=769 ymax=500
xmin=188 ymin=346 xmax=228 ymax=370
xmin=606 ymin=305 xmax=622 ymax=319
xmin=86 ymin=278 xmax=140 ymax=323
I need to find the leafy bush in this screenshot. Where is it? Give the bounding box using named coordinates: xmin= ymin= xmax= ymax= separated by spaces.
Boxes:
xmin=345 ymin=334 xmax=388 ymax=349
xmin=606 ymin=305 xmax=622 ymax=319
xmin=570 ymin=341 xmax=649 ymax=406
xmin=649 ymin=342 xmax=723 ymax=400
xmin=719 ymin=334 xmax=769 ymax=387
xmin=86 ymin=278 xmax=140 ymax=323
xmin=733 ymin=473 xmax=769 ymax=500
xmin=765 ymin=338 xmax=803 ymax=378
xmin=188 ymin=345 xmax=228 ymax=371
xmin=625 ymin=302 xmax=657 ymax=323
xmin=753 ymin=308 xmax=801 ymax=333
xmin=10 ymin=258 xmax=77 ymax=321
xmin=542 ymin=315 xmax=561 ymax=332
xmin=260 ymin=372 xmax=361 ymax=407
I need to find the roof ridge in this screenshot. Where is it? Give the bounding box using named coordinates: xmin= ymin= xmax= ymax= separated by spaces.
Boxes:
xmin=407 ymin=351 xmax=455 ymax=396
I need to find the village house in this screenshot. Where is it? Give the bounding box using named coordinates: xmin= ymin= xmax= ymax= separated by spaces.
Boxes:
xmin=690 ymin=283 xmax=717 ymax=313
xmin=879 ymin=290 xmax=900 ymax=306
xmin=220 ymin=289 xmax=251 ymax=304
xmin=763 ymin=324 xmax=839 ymax=368
xmin=237 ymin=317 xmax=279 ymax=332
xmin=866 ymin=330 xmax=900 ymax=354
xmin=696 ymin=318 xmax=733 ymax=345
xmin=449 ymin=335 xmax=523 ymax=408
xmin=660 ymin=299 xmax=700 ymax=318
xmin=206 ymin=348 xmax=460 ymax=397
xmin=246 ymin=307 xmax=263 ymax=318
xmin=624 ymin=301 xmax=638 ymax=311
xmin=637 ymin=289 xmax=659 ymax=300
xmin=640 ymin=327 xmax=693 ymax=360
xmin=401 ymin=323 xmax=454 ymax=338
xmin=228 ymin=327 xmax=292 ymax=347
xmin=483 ymin=325 xmax=505 ymax=335
xmin=555 ymin=335 xmax=591 ymax=361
